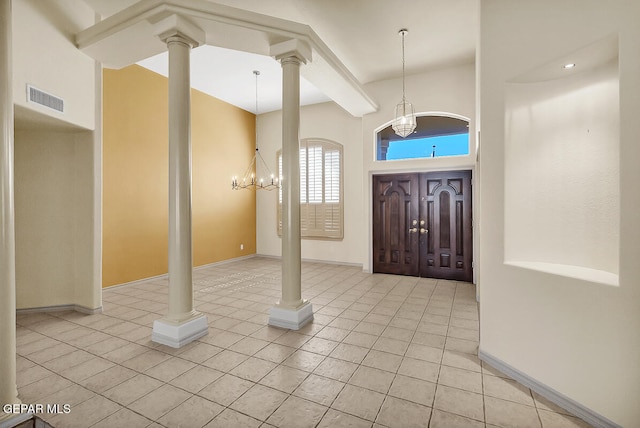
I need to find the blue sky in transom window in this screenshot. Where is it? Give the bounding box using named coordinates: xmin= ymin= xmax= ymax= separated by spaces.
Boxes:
xmin=386 ymin=133 xmax=469 ymax=160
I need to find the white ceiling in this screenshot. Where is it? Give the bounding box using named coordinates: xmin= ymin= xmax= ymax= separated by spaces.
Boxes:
xmin=83 ymin=0 xmax=477 ymax=114
xmin=137 ymin=45 xmax=331 ymax=114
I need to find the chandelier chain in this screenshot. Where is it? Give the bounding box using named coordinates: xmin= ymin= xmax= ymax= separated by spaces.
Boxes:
xmin=232 ymin=70 xmax=280 ymax=190
xmin=392 ymin=28 xmax=416 ymax=138
xmin=401 ymin=30 xmax=406 ymax=103
xmin=254 ymin=70 xmax=260 ymax=151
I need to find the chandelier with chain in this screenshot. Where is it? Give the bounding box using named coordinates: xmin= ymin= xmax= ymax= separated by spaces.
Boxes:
xmin=232 ymin=70 xmax=280 ymax=191
xmin=392 ymin=29 xmax=417 ymax=138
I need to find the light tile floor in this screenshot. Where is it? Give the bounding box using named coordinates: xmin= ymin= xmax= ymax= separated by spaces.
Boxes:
xmin=15 ymin=257 xmax=592 ymax=428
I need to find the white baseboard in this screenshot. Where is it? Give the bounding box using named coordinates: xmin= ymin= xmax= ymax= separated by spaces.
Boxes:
xmin=194 ymin=254 xmax=257 ymax=270
xmin=95 ymin=255 xmax=364 ymax=293
xmin=302 ymin=258 xmax=362 ymax=268
xmin=105 ymin=254 xmax=260 ymax=290
xmin=256 ymin=253 xmax=363 ymax=269
xmin=478 ymin=349 xmax=622 ymax=428
xmin=104 ymin=272 xmax=169 ymax=289
xmin=16 ymin=304 xmax=102 ymax=315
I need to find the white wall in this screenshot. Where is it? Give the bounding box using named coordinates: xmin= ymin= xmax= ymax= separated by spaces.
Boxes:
xmin=256 ymin=63 xmax=476 ymax=270
xmin=13 ymin=1 xmax=101 ymax=311
xmin=15 ymin=129 xmax=100 ymax=311
xmin=362 ymin=63 xmax=476 ymax=272
xmin=12 ymin=0 xmax=96 ymax=131
xmin=15 ymin=131 xmax=74 ymax=308
xmin=479 ymin=1 xmax=640 ymax=426
xmin=256 ymin=102 xmax=364 ymax=265
xmin=505 ymin=59 xmax=619 ymax=282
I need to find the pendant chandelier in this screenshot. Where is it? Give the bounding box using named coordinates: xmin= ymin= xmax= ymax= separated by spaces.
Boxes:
xmin=232 ymin=70 xmax=280 ymax=191
xmin=392 ymin=29 xmax=417 ymax=138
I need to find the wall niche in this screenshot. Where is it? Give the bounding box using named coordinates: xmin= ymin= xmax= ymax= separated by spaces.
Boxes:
xmin=504 ymin=34 xmax=620 ymax=285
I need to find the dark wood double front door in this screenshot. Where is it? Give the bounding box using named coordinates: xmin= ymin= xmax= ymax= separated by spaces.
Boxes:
xmin=373 ymin=170 xmax=473 ymax=282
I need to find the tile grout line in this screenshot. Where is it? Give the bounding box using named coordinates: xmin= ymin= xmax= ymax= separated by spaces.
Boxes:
xmin=16 ymin=259 xmax=546 ymax=428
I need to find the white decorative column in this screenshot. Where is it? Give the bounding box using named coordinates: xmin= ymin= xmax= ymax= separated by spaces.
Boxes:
xmin=268 ymin=40 xmax=314 ymax=329
xmin=151 ymin=15 xmax=208 ymax=348
xmin=0 ymin=0 xmax=21 ymax=422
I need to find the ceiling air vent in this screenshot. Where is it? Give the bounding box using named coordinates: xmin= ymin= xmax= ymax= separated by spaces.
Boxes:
xmin=26 ymin=85 xmax=64 ymax=113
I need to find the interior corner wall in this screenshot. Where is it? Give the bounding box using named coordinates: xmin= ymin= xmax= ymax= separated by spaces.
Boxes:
xmin=14 ymin=130 xmax=98 ymax=310
xmin=479 ymin=1 xmax=640 ymax=426
xmin=102 ymin=65 xmax=256 ymax=288
xmin=255 ymin=102 xmax=364 ymax=266
xmin=73 ymin=127 xmax=101 ymax=311
xmin=12 ymin=0 xmax=101 ymax=311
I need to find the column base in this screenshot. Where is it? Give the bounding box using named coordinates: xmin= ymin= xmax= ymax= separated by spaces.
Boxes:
xmin=0 ymin=412 xmax=31 ymax=428
xmin=268 ymin=301 xmax=313 ymax=330
xmin=152 ymin=313 xmax=208 ymax=348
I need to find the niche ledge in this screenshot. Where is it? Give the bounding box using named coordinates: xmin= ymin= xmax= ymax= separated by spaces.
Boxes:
xmin=505 ymin=261 xmax=619 ymax=287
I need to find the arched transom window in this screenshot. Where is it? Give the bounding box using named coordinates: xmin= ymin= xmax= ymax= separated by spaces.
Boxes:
xmin=377 ymin=115 xmax=469 ymax=161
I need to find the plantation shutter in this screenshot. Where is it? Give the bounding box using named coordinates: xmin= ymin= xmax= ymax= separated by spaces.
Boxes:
xmin=323 ymin=148 xmax=341 ymax=237
xmin=277 ymin=138 xmax=343 ymax=239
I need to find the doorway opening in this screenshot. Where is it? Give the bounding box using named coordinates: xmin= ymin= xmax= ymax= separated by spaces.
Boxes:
xmin=372 ymin=170 xmax=473 ymax=282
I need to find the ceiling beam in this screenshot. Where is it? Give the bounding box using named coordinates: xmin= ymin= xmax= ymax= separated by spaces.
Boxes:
xmin=76 ymin=0 xmax=378 ymax=117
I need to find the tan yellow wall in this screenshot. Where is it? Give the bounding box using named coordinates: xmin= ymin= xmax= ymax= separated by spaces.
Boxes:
xmin=103 ymin=65 xmax=256 ymax=287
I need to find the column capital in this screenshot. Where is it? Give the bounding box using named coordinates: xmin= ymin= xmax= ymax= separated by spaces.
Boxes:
xmin=270 ymin=38 xmax=312 ymax=64
xmin=152 ymin=14 xmax=205 ymax=48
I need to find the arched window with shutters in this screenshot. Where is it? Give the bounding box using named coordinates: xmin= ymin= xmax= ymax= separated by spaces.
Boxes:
xmin=277 ymin=138 xmax=343 ymax=239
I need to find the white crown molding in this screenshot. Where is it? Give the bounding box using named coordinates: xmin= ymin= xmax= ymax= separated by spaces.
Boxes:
xmin=152 ymin=13 xmax=205 ymax=47
xmin=270 ymin=39 xmax=312 ymax=64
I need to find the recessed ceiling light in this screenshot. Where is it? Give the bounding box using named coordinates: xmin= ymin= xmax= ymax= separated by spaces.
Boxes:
xmin=562 ymin=63 xmax=576 ymax=69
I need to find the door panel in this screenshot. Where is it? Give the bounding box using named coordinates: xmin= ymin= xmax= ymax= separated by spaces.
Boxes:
xmin=419 ymin=170 xmax=472 ymax=282
xmin=373 ymin=170 xmax=473 ymax=282
xmin=372 ymin=174 xmax=419 ymax=275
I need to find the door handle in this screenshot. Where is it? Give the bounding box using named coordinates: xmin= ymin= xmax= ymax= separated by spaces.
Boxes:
xmin=420 ymin=228 xmax=428 ymax=234
xmin=409 ymin=227 xmax=418 ymax=233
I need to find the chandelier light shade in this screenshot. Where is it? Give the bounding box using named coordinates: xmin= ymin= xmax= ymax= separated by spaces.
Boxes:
xmin=232 ymin=70 xmax=280 ymax=191
xmin=393 ymin=100 xmax=417 ymax=138
xmin=392 ymin=29 xmax=417 ymax=138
